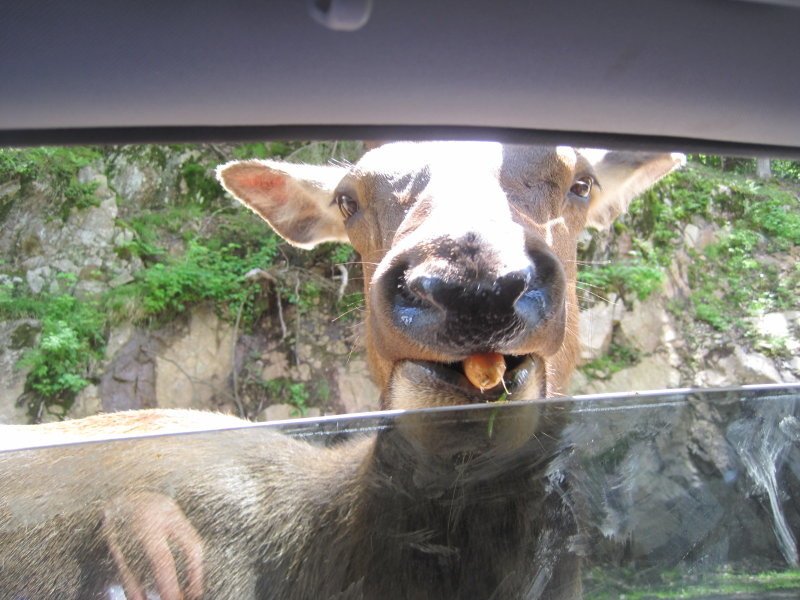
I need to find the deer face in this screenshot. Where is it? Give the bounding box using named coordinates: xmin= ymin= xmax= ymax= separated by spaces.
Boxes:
xmin=218 ymin=142 xmax=682 ymax=410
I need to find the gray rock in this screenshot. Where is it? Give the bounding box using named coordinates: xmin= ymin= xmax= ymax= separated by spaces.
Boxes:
xmin=97 ymin=331 xmax=157 ymax=413
xmin=619 ymin=297 xmax=668 ymax=354
xmin=790 ymin=357 xmax=800 ymax=376
xmin=665 ymin=250 xmax=692 ymax=299
xmin=293 ymin=363 xmax=312 ymax=382
xmin=73 ymin=198 xmax=117 ymax=247
xmin=579 ymin=297 xmax=621 ymax=362
xmin=106 ymin=324 xmax=135 ymax=359
xmin=75 ymin=280 xmax=109 ymax=297
xmin=77 ymin=165 xmax=113 ymax=199
xmin=0 ymin=180 xmax=20 ymax=200
xmin=751 ymin=312 xmax=791 ymax=338
xmin=107 ymin=271 xmax=135 ymax=288
xmin=69 ymin=384 xmax=103 ymax=419
xmin=50 ymin=258 xmax=79 ymax=276
xmin=25 ymin=266 xmax=50 ymax=294
xmin=567 ymin=369 xmax=590 ymax=396
xmin=154 ymin=307 xmax=234 ymax=411
xmin=569 ymin=388 xmax=800 ymax=567
xmin=682 ymin=223 xmax=701 ymax=248
xmin=682 ymin=221 xmax=717 ymax=251
xmin=3 ymin=177 xmax=123 ymax=296
xmin=694 ymin=369 xmax=731 ymax=388
xmin=258 ymin=403 xmax=293 ymax=422
xmin=113 ymin=228 xmax=135 ymax=247
xmin=0 ymin=319 xmax=40 ymax=424
xmin=336 ymin=358 xmax=380 ymax=413
xmin=20 ymin=253 xmax=46 ymax=272
xmin=720 ymin=347 xmax=783 ymax=385
xmin=748 ymin=312 xmax=800 ymax=354
xmin=110 ymin=157 xmax=159 ymax=205
xmin=583 ymin=353 xmax=681 ymax=394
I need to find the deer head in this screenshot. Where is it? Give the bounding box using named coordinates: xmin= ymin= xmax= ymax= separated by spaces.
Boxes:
xmin=218 ymin=142 xmax=683 ymax=410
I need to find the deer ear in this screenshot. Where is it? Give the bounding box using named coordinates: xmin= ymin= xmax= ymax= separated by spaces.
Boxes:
xmin=582 ymin=150 xmax=685 ymax=229
xmin=216 ymin=160 xmax=350 ymax=249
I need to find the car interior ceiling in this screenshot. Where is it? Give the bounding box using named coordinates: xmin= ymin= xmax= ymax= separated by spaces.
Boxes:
xmin=1 ymin=0 xmax=800 ymax=155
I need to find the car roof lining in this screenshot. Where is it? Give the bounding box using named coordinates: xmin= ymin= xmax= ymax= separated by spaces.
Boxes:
xmin=2 ymin=125 xmax=799 ymax=160
xmin=2 ymin=0 xmax=799 ymax=152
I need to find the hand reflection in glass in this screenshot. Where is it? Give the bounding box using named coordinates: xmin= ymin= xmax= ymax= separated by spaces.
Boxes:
xmin=102 ymin=491 xmax=205 ymax=600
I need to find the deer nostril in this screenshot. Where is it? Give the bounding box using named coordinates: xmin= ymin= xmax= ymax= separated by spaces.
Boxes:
xmin=407 ymin=275 xmax=438 ymax=305
xmin=492 ymin=268 xmax=532 ymax=309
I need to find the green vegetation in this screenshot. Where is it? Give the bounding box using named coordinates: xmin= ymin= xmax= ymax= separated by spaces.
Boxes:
xmin=582 ymin=159 xmax=800 ymax=330
xmin=581 ymin=342 xmax=641 ymax=381
xmin=681 ymin=168 xmax=799 ymax=330
xmin=180 ymin=161 xmax=220 ymax=204
xmin=753 ymin=334 xmax=792 ymax=359
xmin=3 ymin=144 xmax=797 ymax=416
xmin=772 ymin=159 xmax=800 ymax=181
xmin=324 ymin=242 xmax=356 ymax=266
xmin=579 ymin=261 xmax=664 ymax=305
xmin=337 ymin=291 xmax=366 ymax=322
xmin=2 ymin=196 xmax=340 ymax=416
xmin=115 ymin=205 xmax=208 ymax=260
xmin=585 ymin=567 xmax=800 ymax=599
xmin=0 ymin=282 xmax=106 ymax=417
xmin=0 ymin=146 xmax=102 ymax=220
xmin=0 ymin=142 xmax=365 ymax=418
xmin=108 ymin=235 xmax=280 ymax=326
xmin=281 ymin=280 xmax=322 ymax=314
xmin=232 ymin=141 xmax=293 ymax=159
xmin=260 ymin=378 xmax=310 ymax=416
xmin=230 ymin=140 xmax=364 ymax=164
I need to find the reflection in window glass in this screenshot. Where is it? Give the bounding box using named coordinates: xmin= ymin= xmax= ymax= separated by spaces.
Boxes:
xmin=1 ymin=387 xmax=799 ymax=598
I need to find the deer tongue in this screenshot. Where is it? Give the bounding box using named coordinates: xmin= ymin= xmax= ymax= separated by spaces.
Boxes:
xmin=462 ymin=352 xmax=506 ymax=391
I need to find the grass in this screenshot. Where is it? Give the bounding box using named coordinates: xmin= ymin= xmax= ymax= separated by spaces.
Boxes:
xmin=581 ymin=161 xmax=800 ymax=331
xmin=585 ymin=567 xmax=800 ymax=599
xmin=0 ymin=146 xmax=102 ymax=220
xmin=580 ymin=342 xmax=641 ymax=381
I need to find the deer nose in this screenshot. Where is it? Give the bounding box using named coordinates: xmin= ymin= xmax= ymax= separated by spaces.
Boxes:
xmin=407 ymin=269 xmax=531 ymax=315
xmin=394 ymin=265 xmax=540 ymax=352
xmin=388 ymin=255 xmax=558 ymax=353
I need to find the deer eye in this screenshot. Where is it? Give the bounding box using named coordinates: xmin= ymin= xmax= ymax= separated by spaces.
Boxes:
xmin=569 ymin=177 xmax=593 ymax=199
xmin=335 ymin=193 xmax=359 ymax=219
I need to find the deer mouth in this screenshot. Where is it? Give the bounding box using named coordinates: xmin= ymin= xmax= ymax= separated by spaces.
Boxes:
xmin=406 ymin=354 xmax=543 ymax=404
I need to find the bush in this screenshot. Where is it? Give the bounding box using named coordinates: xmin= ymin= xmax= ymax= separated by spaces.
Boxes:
xmin=0 ymin=284 xmax=106 ymax=414
xmin=578 ymin=261 xmax=664 ymax=304
xmin=0 ymin=147 xmax=102 ymax=219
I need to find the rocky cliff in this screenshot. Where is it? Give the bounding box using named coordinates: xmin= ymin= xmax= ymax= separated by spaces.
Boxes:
xmin=572 ymin=159 xmax=799 ymax=396
xmin=0 ymin=145 xmax=797 ymax=424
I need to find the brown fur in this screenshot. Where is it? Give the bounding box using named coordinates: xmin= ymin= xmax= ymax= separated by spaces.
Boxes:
xmin=0 ymin=142 xmax=682 ymax=599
